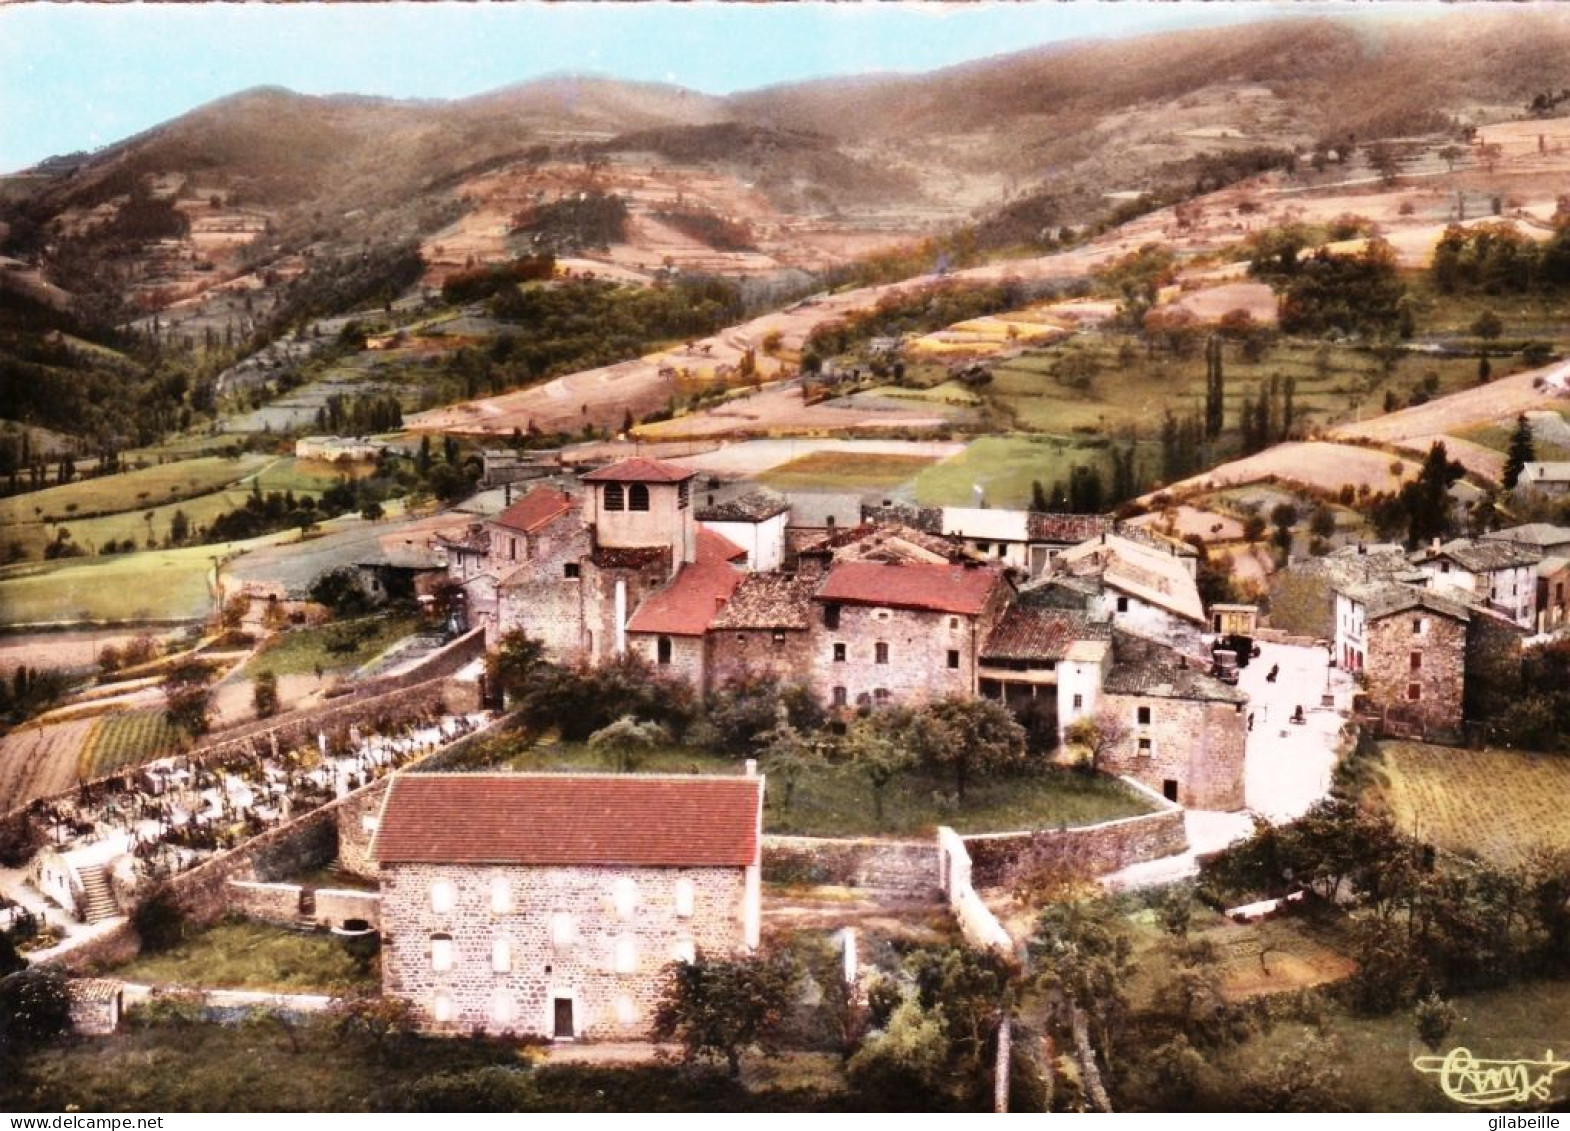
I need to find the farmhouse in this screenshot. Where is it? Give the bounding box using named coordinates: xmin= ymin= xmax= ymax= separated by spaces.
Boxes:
xmin=1515 ymin=461 xmax=1570 ymax=498
xmin=294 ymin=435 xmax=387 ymax=462
xmin=1334 ymin=582 xmax=1472 ymax=737
xmin=373 ymin=771 xmax=764 ymax=1040
xmin=978 ymin=604 xmax=1112 ymax=747
xmin=1411 ymin=537 xmax=1539 ymax=631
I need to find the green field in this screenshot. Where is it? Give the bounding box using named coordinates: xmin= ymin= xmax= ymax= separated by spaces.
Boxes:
xmin=757 ymin=451 xmax=938 ymax=491
xmin=253 ymin=457 xmax=375 ymax=497
xmin=4 ymin=489 xmax=256 ymax=561
xmin=913 ymin=435 xmax=1155 ymax=509
xmin=488 ymin=738 xmax=1152 ymax=837
xmin=1204 ymin=978 xmax=1570 ymax=1112
xmin=1453 ymin=418 xmax=1570 ymax=464
xmin=80 ymin=709 xmax=182 ymax=779
xmin=109 ymin=919 xmax=378 ymax=995
xmin=0 ymin=550 xmax=216 ymax=626
xmin=0 ymin=455 xmax=268 ymax=527
xmin=243 ymin=613 xmax=423 ymax=679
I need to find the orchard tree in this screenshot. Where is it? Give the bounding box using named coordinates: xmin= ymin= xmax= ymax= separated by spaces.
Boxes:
xmin=842 ymin=712 xmax=917 ymax=825
xmin=587 ymin=714 xmax=669 ymax=773
xmin=754 ymin=702 xmax=822 ymax=812
xmin=486 ymin=630 xmax=546 ymax=708
xmin=917 ymin=696 xmax=1028 ymax=802
xmin=652 ymin=952 xmax=797 ymax=1078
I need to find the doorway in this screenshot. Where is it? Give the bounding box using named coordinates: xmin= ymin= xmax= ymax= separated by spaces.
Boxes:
xmin=552 ymin=997 xmax=574 ymax=1040
xmin=1163 ymin=779 xmax=1179 ymax=802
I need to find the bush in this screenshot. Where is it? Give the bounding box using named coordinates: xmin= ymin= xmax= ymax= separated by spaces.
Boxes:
xmin=131 ymin=886 xmax=187 ymax=953
xmin=380 ymin=1066 xmax=540 ymax=1112
xmin=0 ymin=967 xmax=73 ymax=1049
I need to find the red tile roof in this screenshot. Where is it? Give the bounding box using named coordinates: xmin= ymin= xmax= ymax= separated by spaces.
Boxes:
xmin=697 ymin=526 xmax=748 ymax=564
xmin=626 ymin=560 xmax=743 ymax=636
xmin=816 ymin=560 xmax=1004 ymax=615
xmin=372 ymin=773 xmax=762 ymax=867
xmin=492 ymin=487 xmax=575 ymax=534
xmin=580 ymin=457 xmax=695 ymax=483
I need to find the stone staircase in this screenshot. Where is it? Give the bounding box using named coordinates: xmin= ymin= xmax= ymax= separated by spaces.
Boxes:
xmin=77 ymin=864 xmax=118 ymax=924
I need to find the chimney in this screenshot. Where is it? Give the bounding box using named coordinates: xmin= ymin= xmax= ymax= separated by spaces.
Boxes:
xmin=1430 ymin=537 xmax=1441 ymax=553
xmin=504 ymin=483 xmax=512 ymax=505
xmin=744 ymin=759 xmax=758 ymax=777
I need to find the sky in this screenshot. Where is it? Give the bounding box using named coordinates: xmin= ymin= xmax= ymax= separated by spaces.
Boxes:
xmin=0 ymin=0 xmax=1451 ymax=174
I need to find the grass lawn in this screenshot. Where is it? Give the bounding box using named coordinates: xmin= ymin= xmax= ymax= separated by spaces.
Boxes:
xmin=244 ymin=613 xmax=423 ymax=679
xmin=0 ymin=455 xmax=268 ymax=527
xmin=494 ymin=738 xmax=1153 ymax=837
xmin=758 ymin=451 xmax=938 ymax=491
xmin=1368 ymin=741 xmax=1570 ymax=868
xmin=3 ymin=1020 xmax=856 ymax=1112
xmin=80 ymin=708 xmax=181 ymax=779
xmin=1204 ymin=977 xmax=1570 ymax=1112
xmin=110 ymin=919 xmax=378 ymax=994
xmin=913 ymin=435 xmax=1155 ymax=509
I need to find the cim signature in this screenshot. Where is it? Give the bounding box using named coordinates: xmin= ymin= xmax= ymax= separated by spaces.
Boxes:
xmin=1413 ymin=1047 xmax=1570 ymax=1107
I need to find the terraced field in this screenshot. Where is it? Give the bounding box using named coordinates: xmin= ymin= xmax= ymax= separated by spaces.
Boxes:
xmin=0 ymin=717 xmax=98 ymax=813
xmin=1372 ymin=741 xmax=1570 ymax=868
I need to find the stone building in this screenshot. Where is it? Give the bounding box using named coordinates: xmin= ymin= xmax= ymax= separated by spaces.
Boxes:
xmin=708 ymin=574 xmax=819 ymax=689
xmin=810 ymin=560 xmax=1010 ymax=708
xmin=1336 ymin=582 xmax=1471 ymax=736
xmin=373 ymin=771 xmax=764 ymax=1041
xmin=1266 ymin=544 xmax=1412 ymax=639
xmin=696 ymin=489 xmax=790 ymax=573
xmin=1411 ymin=538 xmax=1540 ymax=631
xmin=624 ymin=530 xmax=747 ymax=691
xmin=1516 ymin=461 xmax=1570 ymax=498
xmin=1044 ymin=533 xmax=1207 ymax=654
xmin=1098 ymin=656 xmax=1248 ymax=809
xmin=977 ymin=605 xmax=1112 ymax=746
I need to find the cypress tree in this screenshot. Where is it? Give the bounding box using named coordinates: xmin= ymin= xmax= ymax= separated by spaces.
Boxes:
xmin=1503 ymin=413 xmax=1536 ymax=490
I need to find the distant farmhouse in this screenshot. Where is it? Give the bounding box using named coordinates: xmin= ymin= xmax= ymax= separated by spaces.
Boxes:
xmin=294 ymin=435 xmax=388 ymax=462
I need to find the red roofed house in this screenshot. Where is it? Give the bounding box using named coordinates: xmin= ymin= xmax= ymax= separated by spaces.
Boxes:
xmin=373 ymin=770 xmax=765 ymax=1040
xmin=624 ymin=528 xmax=747 ymax=690
xmin=812 ymin=560 xmax=1011 ymax=709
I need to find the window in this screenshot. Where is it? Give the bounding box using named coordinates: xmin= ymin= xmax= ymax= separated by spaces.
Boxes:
xmin=772 ymin=629 xmax=786 ymax=646
xmin=564 ymin=562 xmax=580 ymax=579
xmin=1137 ymin=706 xmax=1151 ymax=726
xmin=833 ymin=642 xmax=846 ymax=662
xmin=509 ymin=537 xmax=517 ymax=561
xmin=614 ymin=936 xmax=638 ymax=974
xmin=1413 ymin=617 xmax=1423 ymax=635
xmin=614 ymin=877 xmax=639 ymax=918
xmin=430 ymin=880 xmax=456 ymax=915
xmin=491 ymin=876 xmax=513 ymax=914
xmin=677 ymin=479 xmax=690 ymax=510
xmin=947 ymin=650 xmax=960 ymax=669
xmin=432 ymin=991 xmax=455 ymax=1024
xmin=824 ymin=604 xmax=840 ymax=629
xmin=628 ymin=483 xmax=650 ymax=511
xmin=491 ymin=992 xmax=515 ymax=1028
xmin=949 ymin=617 xmax=960 ymax=630
xmin=1116 ymin=596 xmax=1130 ymax=613
xmin=976 ymin=541 xmax=992 ymax=555
xmin=657 ymin=636 xmax=673 ymax=665
xmin=550 ymin=912 xmax=576 ymax=950
xmin=875 ymin=642 xmax=889 ymax=665
xmin=1440 ymin=561 xmax=1450 ymax=573
xmin=674 ymin=878 xmax=696 ymax=918
xmin=1407 ymin=683 xmax=1422 ymax=701
xmin=833 ymin=686 xmax=847 ymax=707
xmin=1137 ymin=737 xmax=1152 ymax=755
xmin=492 ymin=938 xmax=512 ymax=973
xmin=1410 ymin=652 xmax=1422 ymax=672
xmin=1073 ymin=693 xmax=1084 ymax=709
xmin=615 ymin=995 xmax=638 ymax=1025
xmin=874 ymin=688 xmax=891 ymax=703
xmin=604 ymin=482 xmax=625 ymax=511
xmin=431 ymin=933 xmax=454 ymax=972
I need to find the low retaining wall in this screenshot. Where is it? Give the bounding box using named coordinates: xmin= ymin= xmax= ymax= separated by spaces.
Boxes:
xmin=936 ymin=827 xmax=1013 ymax=957
xmin=762 ymin=835 xmax=938 ymax=894
xmin=961 ymin=778 xmax=1188 ymax=889
xmin=226 ymin=880 xmax=381 ymax=930
xmin=1254 ymin=628 xmax=1326 ymax=648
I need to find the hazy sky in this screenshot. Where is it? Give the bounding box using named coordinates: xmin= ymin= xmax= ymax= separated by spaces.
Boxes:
xmin=0 ymin=1 xmax=1449 ymax=174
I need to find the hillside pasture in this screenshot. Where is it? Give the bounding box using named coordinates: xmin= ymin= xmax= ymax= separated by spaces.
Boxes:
xmin=0 ymin=717 xmax=98 ymax=813
xmin=1372 ymin=741 xmax=1570 ymax=868
xmin=913 ymin=435 xmax=1155 ymax=509
xmin=3 ymin=489 xmax=256 ymax=562
xmin=0 ymin=548 xmax=217 ymax=627
xmin=0 ymin=455 xmax=268 ymax=527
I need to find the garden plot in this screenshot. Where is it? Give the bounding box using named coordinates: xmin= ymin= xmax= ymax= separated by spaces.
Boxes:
xmin=0 ymin=717 xmax=98 ymax=813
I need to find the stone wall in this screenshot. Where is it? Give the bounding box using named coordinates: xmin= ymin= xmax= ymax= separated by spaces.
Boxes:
xmin=380 ymin=861 xmax=747 ymax=1039
xmin=628 ymin=631 xmax=707 ymax=691
xmin=496 ymin=525 xmax=593 ymax=663
xmin=708 ymin=627 xmax=814 ymax=690
xmin=335 ymin=777 xmax=392 ymax=880
xmin=226 ymin=880 xmax=381 ymax=930
xmin=809 ymin=603 xmax=981 ymax=708
xmin=1099 ymin=693 xmax=1248 ymax=810
xmin=762 ymin=835 xmax=938 ymax=894
xmin=961 ymin=786 xmax=1187 ymax=889
xmin=936 ymin=828 xmax=1013 ymax=957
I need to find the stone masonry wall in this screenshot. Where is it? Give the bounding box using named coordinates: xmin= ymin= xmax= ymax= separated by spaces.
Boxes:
xmin=1366 ymin=611 xmax=1466 ymax=735
xmin=1099 ymin=693 xmax=1248 ymax=810
xmin=809 ymin=603 xmax=979 ymax=707
xmin=226 ymin=880 xmax=381 ymax=930
xmin=762 ymin=835 xmax=939 ymax=894
xmin=497 ymin=525 xmax=592 ymax=663
xmin=962 ymin=803 xmax=1188 ymax=889
xmin=708 ymin=627 xmax=814 ymax=690
xmin=628 ymin=632 xmax=707 ymax=692
xmin=380 ymin=862 xmax=748 ymax=1040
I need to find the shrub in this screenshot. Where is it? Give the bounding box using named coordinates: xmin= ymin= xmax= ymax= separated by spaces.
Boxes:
xmin=0 ymin=967 xmax=73 ymax=1049
xmin=131 ymin=885 xmax=187 ymax=953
